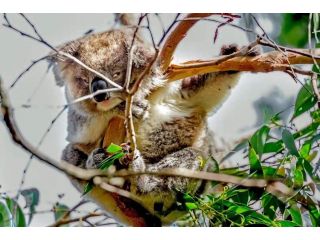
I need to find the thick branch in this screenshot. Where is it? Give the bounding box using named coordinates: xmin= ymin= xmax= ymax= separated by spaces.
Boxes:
xmin=165 ymin=49 xmax=320 ymax=81
xmin=158 ymin=13 xmax=213 ymax=73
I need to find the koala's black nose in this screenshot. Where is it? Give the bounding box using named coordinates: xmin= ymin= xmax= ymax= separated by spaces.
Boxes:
xmin=91 ymin=77 xmax=110 ymax=102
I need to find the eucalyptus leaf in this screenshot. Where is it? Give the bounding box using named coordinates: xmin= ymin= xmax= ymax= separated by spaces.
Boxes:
xmin=54 ymin=203 xmax=69 ymax=223
xmin=82 ymin=181 xmax=94 ymax=196
xmin=282 ymin=129 xmax=300 ymax=157
xmin=294 ymin=169 xmax=304 ymax=188
xmin=5 ymin=197 xmax=26 ymax=227
xmin=0 ymin=199 xmax=14 ymax=227
xmin=250 ymin=125 xmax=270 ymax=159
xmin=276 ymin=220 xmax=300 ymax=227
xmin=99 ymin=152 xmax=125 ymax=170
xmin=248 ymin=146 xmax=263 ymax=176
xmin=106 ymin=143 xmax=122 ymax=154
xmin=288 ymin=205 xmax=303 ymax=225
xmin=292 ymin=82 xmax=317 ymax=120
xmin=300 ymin=140 xmax=311 ymax=159
xmin=185 ymin=202 xmax=197 ymax=210
xmin=21 ymin=188 xmax=40 ymax=225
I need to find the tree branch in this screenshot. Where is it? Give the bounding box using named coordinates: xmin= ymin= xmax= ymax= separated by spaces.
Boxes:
xmin=164 ymin=48 xmax=320 ymax=81
xmin=158 ymin=13 xmax=213 ymax=73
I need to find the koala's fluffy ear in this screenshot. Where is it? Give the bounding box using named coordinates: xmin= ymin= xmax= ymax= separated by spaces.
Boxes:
xmin=123 ymin=28 xmax=155 ymax=71
xmin=131 ymin=40 xmax=155 ymax=70
xmin=47 ymin=39 xmax=82 ymax=87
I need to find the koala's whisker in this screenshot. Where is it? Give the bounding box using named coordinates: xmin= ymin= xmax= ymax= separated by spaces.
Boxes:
xmin=70 ymin=88 xmax=122 ymax=105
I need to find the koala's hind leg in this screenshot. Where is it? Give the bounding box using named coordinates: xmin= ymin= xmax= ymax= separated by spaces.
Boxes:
xmin=134 ymin=147 xmax=205 ymax=195
xmin=62 ymin=143 xmax=88 ymax=168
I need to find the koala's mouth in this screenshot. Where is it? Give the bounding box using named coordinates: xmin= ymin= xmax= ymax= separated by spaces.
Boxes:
xmin=96 ymin=97 xmax=124 ymax=111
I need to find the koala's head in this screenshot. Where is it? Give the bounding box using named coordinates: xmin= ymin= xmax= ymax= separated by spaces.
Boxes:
xmin=50 ymin=28 xmax=154 ymax=114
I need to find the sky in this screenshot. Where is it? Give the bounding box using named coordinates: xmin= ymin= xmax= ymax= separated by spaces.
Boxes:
xmin=0 ymin=14 xmax=304 ymax=226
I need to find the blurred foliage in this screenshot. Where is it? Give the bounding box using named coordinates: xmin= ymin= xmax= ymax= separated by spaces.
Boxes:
xmin=278 ymin=13 xmax=320 ymax=48
xmin=278 ymin=14 xmax=310 ymax=48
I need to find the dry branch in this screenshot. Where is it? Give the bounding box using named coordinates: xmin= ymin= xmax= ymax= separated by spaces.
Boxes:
xmin=158 ymin=13 xmax=213 ymax=73
xmin=50 ymin=212 xmax=102 ymax=227
xmin=164 ymin=49 xmax=320 ymax=81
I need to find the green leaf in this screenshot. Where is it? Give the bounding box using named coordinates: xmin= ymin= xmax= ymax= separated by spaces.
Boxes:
xmin=300 ymin=140 xmax=311 ymax=159
xmin=263 ymin=141 xmax=284 ymax=153
xmin=263 ymin=166 xmax=276 ymax=177
xmin=250 ymin=125 xmax=270 ymax=159
xmin=261 ymin=194 xmax=277 ymax=220
xmin=183 ymin=193 xmax=195 ymax=203
xmin=293 ymin=122 xmax=320 ymax=140
xmin=185 ymin=202 xmax=197 ymax=210
xmin=5 ymin=198 xmax=26 ymax=227
xmin=292 ymin=82 xmax=317 ymax=119
xmin=311 ymin=109 xmax=320 ymax=120
xmin=82 ymin=181 xmax=94 ymax=196
xmin=0 ymin=199 xmax=14 ymax=227
xmin=247 ymin=211 xmax=274 ymax=226
xmin=282 ymin=129 xmax=300 ymax=157
xmin=106 ymin=143 xmax=122 ymax=154
xmin=99 ymin=152 xmax=125 ymax=170
xmin=248 ymin=146 xmax=263 ymax=176
xmin=21 ymin=188 xmax=40 ymax=225
xmin=302 ymin=158 xmax=314 ymax=177
xmin=228 ymin=205 xmax=251 ymax=215
xmin=231 ymin=189 xmax=249 ymax=205
xmin=288 ymin=205 xmax=303 ymax=225
xmin=276 ymin=220 xmax=300 ymax=227
xmin=54 ymin=203 xmax=69 ymax=222
xmin=294 ymin=169 xmax=304 ymax=188
xmin=308 ymin=205 xmax=320 ymax=227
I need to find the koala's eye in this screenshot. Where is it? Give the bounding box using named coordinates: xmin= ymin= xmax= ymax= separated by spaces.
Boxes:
xmin=112 ymin=71 xmax=122 ymax=80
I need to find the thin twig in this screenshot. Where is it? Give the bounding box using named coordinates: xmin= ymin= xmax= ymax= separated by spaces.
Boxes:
xmin=3 ymin=14 xmax=122 ymax=90
xmin=50 ymin=212 xmax=102 ymax=227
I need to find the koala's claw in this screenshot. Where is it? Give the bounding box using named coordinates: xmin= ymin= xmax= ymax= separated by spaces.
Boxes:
xmin=220 ymin=43 xmax=261 ymax=57
xmin=86 ymin=148 xmax=108 ymax=169
xmin=220 ymin=44 xmax=239 ymax=55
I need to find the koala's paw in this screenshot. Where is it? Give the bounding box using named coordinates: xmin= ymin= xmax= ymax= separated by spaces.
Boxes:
xmin=86 ymin=148 xmax=108 ymax=169
xmin=220 ymin=44 xmax=240 ymax=55
xmin=220 ymin=43 xmax=261 ymax=57
xmin=132 ymin=99 xmax=149 ymax=119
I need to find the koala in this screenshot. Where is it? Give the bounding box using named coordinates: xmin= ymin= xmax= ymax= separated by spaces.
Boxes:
xmin=50 ymin=27 xmax=258 ymax=226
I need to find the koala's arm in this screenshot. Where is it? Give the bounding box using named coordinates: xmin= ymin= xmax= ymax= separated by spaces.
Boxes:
xmin=167 ymin=44 xmax=260 ymax=114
